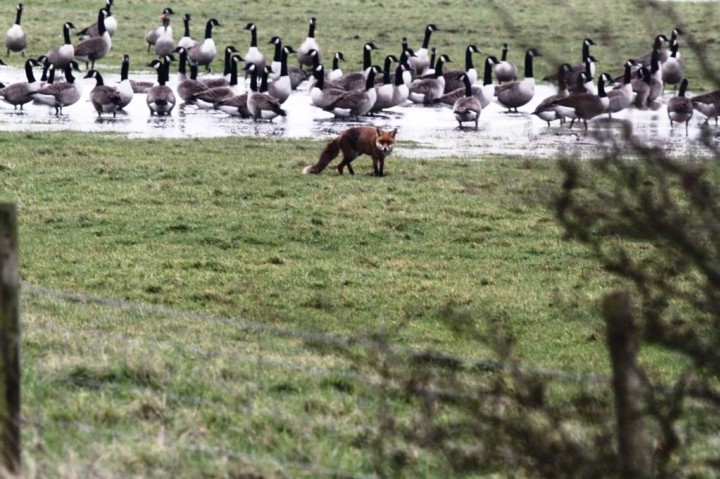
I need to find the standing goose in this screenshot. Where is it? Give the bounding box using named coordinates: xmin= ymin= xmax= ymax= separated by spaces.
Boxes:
xmin=691 ymin=90 xmax=720 ymax=126
xmin=267 ymin=46 xmax=295 ymax=104
xmin=177 ymin=14 xmax=198 ymax=50
xmin=567 ymin=56 xmax=598 ymax=95
xmin=408 ymin=54 xmax=451 ymax=104
xmin=116 ymin=54 xmax=134 ymax=109
xmin=332 ymin=42 xmax=380 ymax=91
xmin=667 ymin=78 xmax=693 ymax=130
xmin=437 ymin=56 xmax=493 ymax=110
xmin=74 ymin=8 xmax=112 ymax=70
xmin=634 ymin=34 xmax=669 ymax=68
xmin=543 ymin=38 xmax=595 ymax=87
xmin=605 ymin=59 xmax=635 ymax=118
xmin=78 ymin=0 xmax=117 ymax=38
xmin=267 ymin=37 xmax=307 ymax=88
xmin=192 ymin=54 xmax=243 ymax=109
xmin=453 ymin=73 xmax=482 ymax=129
xmin=408 ymin=24 xmax=438 ymax=77
xmin=187 ymin=18 xmax=220 ymax=72
xmin=213 ymin=91 xmax=251 ymax=118
xmin=243 ymin=23 xmax=266 ymax=73
xmin=147 ymin=56 xmax=176 ymax=116
xmin=176 ymin=53 xmax=209 ymax=103
xmin=85 ymin=69 xmax=122 ymax=117
xmin=494 ymin=43 xmax=518 ymax=83
xmin=324 ymin=65 xmax=380 ymax=118
xmin=494 ymin=48 xmax=541 ymax=112
xmin=47 ymin=22 xmax=76 ymax=70
xmin=5 ymin=3 xmax=27 ymax=57
xmin=297 ymin=17 xmax=320 ymax=69
xmin=371 ymin=55 xmax=400 ymax=112
xmin=155 ymin=15 xmax=175 ymax=57
xmin=631 ymin=67 xmax=652 ymax=109
xmin=442 ymin=44 xmax=481 ymax=93
xmin=246 ymin=63 xmax=287 ymax=121
xmin=327 ymin=51 xmax=346 ymax=81
xmin=532 ymin=63 xmax=572 ymax=127
xmin=145 ymin=8 xmax=175 ymax=52
xmin=646 ymin=48 xmax=664 ymax=105
xmin=309 ymin=64 xmax=347 ymax=110
xmin=551 ymin=72 xmax=612 ymax=130
xmin=0 ymin=58 xmax=41 ymax=109
xmin=661 ymin=40 xmax=683 ymax=89
xmin=31 ymin=61 xmax=82 ymax=115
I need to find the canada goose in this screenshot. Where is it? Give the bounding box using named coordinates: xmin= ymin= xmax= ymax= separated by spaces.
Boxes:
xmin=665 ymin=28 xmax=683 ymax=62
xmin=176 ymin=54 xmax=209 ymax=103
xmin=74 ymin=8 xmax=112 ymax=70
xmin=5 ymin=3 xmax=27 ymax=57
xmin=145 ymin=8 xmax=175 ymax=52
xmin=543 ymin=38 xmax=595 ymax=87
xmin=47 ymin=22 xmax=76 ymax=70
xmin=327 ymin=51 xmax=346 ymax=81
xmin=371 ymin=55 xmax=400 ymax=112
xmin=408 ymin=54 xmax=451 ymax=104
xmin=478 ymin=55 xmax=500 ymax=108
xmin=408 ymin=24 xmax=438 ymax=77
xmin=31 ymin=61 xmax=82 ymax=115
xmin=78 ymin=0 xmax=117 ymax=38
xmin=267 ymin=46 xmax=294 ymax=104
xmin=646 ymin=49 xmax=664 ymax=104
xmin=309 ymin=64 xmax=347 ymax=110
xmin=532 ymin=63 xmax=572 ymax=127
xmin=333 ymin=42 xmax=380 ymax=91
xmin=267 ymin=37 xmax=307 ymax=89
xmin=0 ymin=58 xmax=40 ymax=109
xmin=324 ymin=65 xmax=380 ymax=118
xmin=84 ymin=69 xmax=122 ymax=117
xmin=661 ymin=40 xmax=683 ymax=88
xmin=155 ymin=15 xmax=175 ymax=57
xmin=187 ymin=18 xmax=220 ymax=72
xmin=177 ymin=14 xmax=197 ymax=50
xmin=193 ymin=54 xmax=243 ymax=108
xmin=567 ymin=56 xmax=598 ymax=95
xmin=635 ymin=34 xmax=669 ymax=68
xmin=245 ymin=63 xmax=287 ymax=121
xmin=453 ymin=73 xmax=482 ymax=129
xmin=243 ymin=23 xmax=266 ymax=73
xmin=631 ymin=67 xmax=652 ymax=109
xmin=389 ymin=63 xmax=410 ymax=109
xmin=494 ymin=48 xmax=541 ymax=112
xmin=551 ymin=72 xmax=612 ymax=130
xmin=494 ymin=43 xmax=518 ymax=83
xmin=297 ymin=17 xmax=320 ymax=69
xmin=667 ymin=78 xmax=693 ymax=130
xmin=213 ymin=91 xmax=251 ymax=118
xmin=399 ymin=47 xmax=416 ymax=86
xmin=418 ymin=47 xmax=437 ymax=78
xmin=605 ymin=59 xmax=635 ymax=118
xmin=116 ymin=54 xmax=133 ymax=109
xmin=147 ymin=56 xmax=176 ymax=116
xmin=443 ymin=44 xmax=481 ymax=93
xmin=691 ymin=90 xmax=720 ymax=126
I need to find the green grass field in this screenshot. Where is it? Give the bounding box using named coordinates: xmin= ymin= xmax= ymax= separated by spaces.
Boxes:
xmin=3 ymin=0 xmax=720 ymax=477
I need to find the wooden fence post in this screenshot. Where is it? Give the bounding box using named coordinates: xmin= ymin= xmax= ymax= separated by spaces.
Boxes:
xmin=602 ymin=289 xmax=649 ymax=478
xmin=0 ymin=203 xmax=20 ymax=476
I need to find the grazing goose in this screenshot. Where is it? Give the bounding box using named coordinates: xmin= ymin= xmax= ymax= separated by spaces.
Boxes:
xmin=442 ymin=44 xmax=481 ymax=93
xmin=327 ymin=51 xmax=346 ymax=81
xmin=691 ymin=90 xmax=720 ymax=126
xmin=453 ymin=73 xmax=482 ymax=129
xmin=267 ymin=46 xmax=295 ymax=104
xmin=532 ymin=63 xmax=572 ymax=127
xmin=333 ymin=42 xmax=380 ymax=91
xmin=494 ymin=43 xmax=518 ymax=83
xmin=155 ymin=15 xmax=176 ymax=57
xmin=371 ymin=55 xmax=400 ymax=112
xmin=543 ymin=38 xmax=595 ymax=87
xmin=31 ymin=61 xmax=82 ymax=115
xmin=85 ymin=69 xmax=122 ymax=117
xmin=177 ymin=14 xmax=198 ymax=50
xmin=605 ymin=59 xmax=635 ymax=118
xmin=5 ymin=3 xmax=27 ymax=57
xmin=145 ymin=8 xmax=175 ymax=52
xmin=494 ymin=48 xmax=541 ymax=112
xmin=667 ymin=78 xmax=693 ymax=130
xmin=297 ymin=17 xmax=320 ymax=69
xmin=551 ymin=72 xmax=612 ymax=130
xmin=187 ymin=18 xmax=220 ymax=72
xmin=74 ymin=8 xmax=112 ymax=70
xmin=193 ymin=54 xmax=243 ymax=108
xmin=0 ymin=58 xmax=41 ymax=109
xmin=661 ymin=40 xmax=683 ymax=89
xmin=246 ymin=63 xmax=287 ymax=121
xmin=47 ymin=22 xmax=76 ymax=70
xmin=408 ymin=54 xmax=451 ymax=104
xmin=324 ymin=65 xmax=380 ymax=118
xmin=309 ymin=64 xmax=347 ymax=110
xmin=116 ymin=54 xmax=134 ymax=109
xmin=243 ymin=23 xmax=266 ymax=73
xmin=408 ymin=24 xmax=439 ymax=77
xmin=147 ymin=57 xmax=176 ymax=116
xmin=78 ymin=0 xmax=117 ymax=38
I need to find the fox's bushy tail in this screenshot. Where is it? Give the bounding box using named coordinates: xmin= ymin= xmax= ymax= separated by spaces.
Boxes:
xmin=303 ymin=137 xmax=341 ymax=174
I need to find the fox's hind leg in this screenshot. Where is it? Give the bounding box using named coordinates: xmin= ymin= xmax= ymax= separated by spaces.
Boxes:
xmin=337 ymin=150 xmax=359 ymax=175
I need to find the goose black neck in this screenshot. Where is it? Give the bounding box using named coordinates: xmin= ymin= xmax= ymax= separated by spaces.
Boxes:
xmin=651 ymin=50 xmax=660 ymax=73
xmin=229 ymin=58 xmax=239 ymax=86
xmin=465 ymin=48 xmax=475 ymax=70
xmin=249 ymin=28 xmax=257 ymax=47
xmin=363 ymin=45 xmax=373 ymax=70
xmin=558 ymin=66 xmax=568 ymax=91
xmin=332 ymin=54 xmax=340 ymax=70
xmin=501 ymin=46 xmax=508 ymax=62
xmin=249 ymin=67 xmax=258 ymax=92
xmin=40 ymin=63 xmax=49 ymax=82
xmin=483 ymin=58 xmax=493 ymax=86
xmin=394 ymin=65 xmax=404 ymax=86
xmin=260 ymin=69 xmax=269 ymax=93
xmin=584 ymin=59 xmax=592 ymax=78
xmin=183 ymin=17 xmax=190 ymax=37
xmin=280 ymin=49 xmax=289 ymax=76
xmin=434 ymin=58 xmax=445 ymax=77
xmin=597 ymin=76 xmax=607 ymax=98
xmin=653 ymin=36 xmax=664 ymax=50
xmin=189 ymin=61 xmax=198 ymax=80
xmin=383 ymin=57 xmax=393 ymax=84
xmin=204 ymin=20 xmax=214 ymax=39
xmin=422 ymin=27 xmax=432 ymax=49
xmin=671 ymin=42 xmax=679 ymax=58
xmin=623 ymin=63 xmax=632 ymax=84
xmin=679 ymin=79 xmax=688 ymax=97
xmin=314 ymin=67 xmax=324 ymax=89
xmin=365 ymin=68 xmax=376 ymax=91
xmin=272 ymin=41 xmax=282 ymax=62
xmin=24 ymin=60 xmax=35 ymax=83
xmin=15 ymin=6 xmax=22 ymax=25
xmin=463 ymin=76 xmax=472 ymax=97
xmin=105 ymin=3 xmax=112 ymax=16
xmin=64 ymin=65 xmax=76 ymax=84
xmin=224 ymin=49 xmax=233 ymax=76
xmin=308 ymin=21 xmax=316 ymax=39
xmin=177 ymin=50 xmax=188 ymax=75
xmin=63 ymin=24 xmax=72 ymax=44
xmin=94 ymin=72 xmax=105 ymax=86
xmin=121 ymin=58 xmax=129 ymax=81
xmin=524 ymin=52 xmax=534 ymax=78
xmin=581 ymin=42 xmax=590 ymax=61
xmin=47 ymin=65 xmax=55 ymax=84
xmin=97 ymin=10 xmax=106 ymax=35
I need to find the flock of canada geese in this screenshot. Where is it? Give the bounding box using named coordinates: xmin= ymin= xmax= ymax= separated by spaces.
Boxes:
xmin=2 ymin=0 xmax=720 ymax=131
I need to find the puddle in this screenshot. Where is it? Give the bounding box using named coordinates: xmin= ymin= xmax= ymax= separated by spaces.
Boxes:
xmin=1 ymin=65 xmax=717 ymax=160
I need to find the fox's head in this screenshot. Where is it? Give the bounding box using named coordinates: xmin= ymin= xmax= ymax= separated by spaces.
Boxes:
xmin=375 ymin=127 xmax=397 ymax=155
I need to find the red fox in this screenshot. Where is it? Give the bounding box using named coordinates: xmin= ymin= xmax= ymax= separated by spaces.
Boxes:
xmin=303 ymin=126 xmax=397 ymax=176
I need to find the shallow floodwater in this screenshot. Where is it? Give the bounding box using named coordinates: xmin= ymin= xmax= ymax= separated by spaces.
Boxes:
xmin=1 ymin=66 xmax=717 ymax=160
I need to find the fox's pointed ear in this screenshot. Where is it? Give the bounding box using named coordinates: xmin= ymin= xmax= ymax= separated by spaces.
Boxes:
xmin=376 ymin=127 xmax=382 ymax=136
xmin=391 ymin=128 xmax=398 ymax=138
